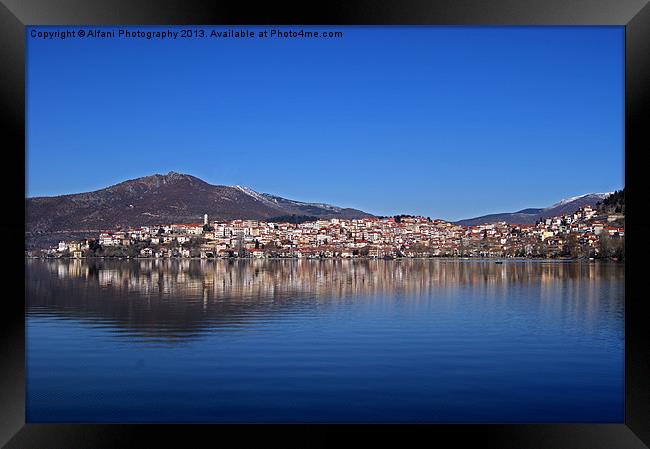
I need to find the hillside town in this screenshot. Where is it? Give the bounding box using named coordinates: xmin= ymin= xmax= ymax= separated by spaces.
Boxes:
xmin=27 ymin=202 xmax=625 ymax=260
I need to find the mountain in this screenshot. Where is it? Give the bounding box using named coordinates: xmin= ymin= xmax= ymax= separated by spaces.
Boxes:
xmin=26 ymin=172 xmax=372 ymax=248
xmin=455 ymin=193 xmax=614 ymax=226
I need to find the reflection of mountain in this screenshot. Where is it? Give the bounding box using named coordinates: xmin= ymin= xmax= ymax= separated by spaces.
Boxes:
xmin=26 ymin=259 xmax=623 ymax=343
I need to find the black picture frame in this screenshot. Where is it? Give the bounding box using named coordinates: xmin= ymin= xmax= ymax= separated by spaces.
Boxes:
xmin=2 ymin=1 xmax=649 ymax=447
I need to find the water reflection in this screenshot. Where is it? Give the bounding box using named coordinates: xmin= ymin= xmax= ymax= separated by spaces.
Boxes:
xmin=26 ymin=259 xmax=624 ymax=343
xmin=27 ymin=259 xmax=625 ymax=422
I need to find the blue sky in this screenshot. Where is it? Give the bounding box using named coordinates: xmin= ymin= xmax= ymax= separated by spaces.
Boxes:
xmin=27 ymin=26 xmax=623 ymax=221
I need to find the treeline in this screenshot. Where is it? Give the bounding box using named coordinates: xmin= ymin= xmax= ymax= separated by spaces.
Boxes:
xmin=375 ymin=214 xmax=433 ymax=223
xmin=266 ymin=215 xmax=319 ymax=224
xmin=598 ymin=234 xmax=625 ymax=260
xmin=599 ymin=188 xmax=625 ymax=214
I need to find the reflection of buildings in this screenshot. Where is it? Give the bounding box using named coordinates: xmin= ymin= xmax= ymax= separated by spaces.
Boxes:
xmin=34 ymin=258 xmax=622 ymax=299
xmin=26 ymin=259 xmax=624 ymax=343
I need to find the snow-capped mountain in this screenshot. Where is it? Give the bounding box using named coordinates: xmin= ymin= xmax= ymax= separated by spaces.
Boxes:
xmin=26 ymin=172 xmax=372 ymax=248
xmin=455 ymin=192 xmax=615 ymax=226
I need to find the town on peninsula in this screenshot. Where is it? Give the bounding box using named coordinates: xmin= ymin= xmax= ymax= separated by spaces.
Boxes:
xmin=27 ymin=191 xmax=624 ymax=261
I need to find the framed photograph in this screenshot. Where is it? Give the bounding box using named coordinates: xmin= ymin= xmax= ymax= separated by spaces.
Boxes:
xmin=3 ymin=0 xmax=649 ymax=447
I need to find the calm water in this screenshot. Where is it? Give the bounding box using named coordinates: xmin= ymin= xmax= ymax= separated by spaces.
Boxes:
xmin=26 ymin=259 xmax=624 ymax=423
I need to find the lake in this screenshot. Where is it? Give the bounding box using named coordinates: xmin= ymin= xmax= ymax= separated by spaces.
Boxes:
xmin=26 ymin=258 xmax=624 ymax=423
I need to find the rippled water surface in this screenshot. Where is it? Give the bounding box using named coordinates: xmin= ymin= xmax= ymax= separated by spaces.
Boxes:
xmin=26 ymin=259 xmax=624 ymax=422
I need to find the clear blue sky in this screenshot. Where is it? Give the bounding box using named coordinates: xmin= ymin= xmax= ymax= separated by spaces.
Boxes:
xmin=27 ymin=26 xmax=624 ymax=221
